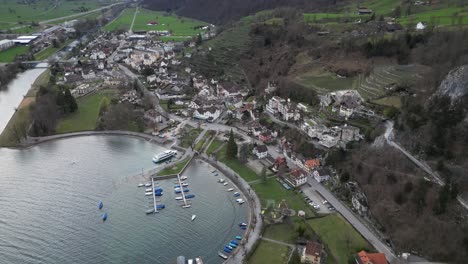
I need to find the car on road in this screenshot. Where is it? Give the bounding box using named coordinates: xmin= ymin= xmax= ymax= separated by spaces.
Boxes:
xmin=322 ymin=200 xmax=328 ymax=205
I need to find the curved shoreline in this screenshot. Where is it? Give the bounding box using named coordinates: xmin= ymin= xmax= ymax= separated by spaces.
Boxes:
xmin=12 ymin=130 xmax=172 ymax=150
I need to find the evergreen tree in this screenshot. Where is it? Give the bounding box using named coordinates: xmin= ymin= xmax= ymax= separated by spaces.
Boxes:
xmin=64 ymin=88 xmax=78 ymax=113
xmin=226 ymin=129 xmax=238 ymax=159
xmin=196 ymin=33 xmax=202 ymax=45
xmin=261 ymin=166 xmax=267 ymax=184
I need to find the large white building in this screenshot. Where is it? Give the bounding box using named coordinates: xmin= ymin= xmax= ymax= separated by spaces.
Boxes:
xmin=0 ymin=39 xmax=14 ymax=51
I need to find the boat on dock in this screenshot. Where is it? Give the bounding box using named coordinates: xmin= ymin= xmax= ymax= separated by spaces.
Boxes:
xmin=227 ymin=188 xmax=234 ymax=191
xmin=182 ymin=204 xmax=191 ymax=208
xmin=145 ymin=188 xmax=152 ymax=192
xmin=233 ymin=192 xmax=240 ymax=197
xmin=239 ymin=222 xmax=247 ymax=226
xmin=138 ymin=183 xmax=144 ymax=187
xmin=180 ymin=176 xmax=188 ymax=180
xmin=229 ymin=243 xmax=237 ymax=248
xmin=156 ymin=204 xmax=165 ymax=210
xmin=212 ymin=170 xmax=216 ymax=173
xmin=185 ymin=194 xmax=195 ymax=199
xmin=145 ymin=192 xmax=153 ymax=196
xmin=144 ymin=183 xmax=151 ymax=187
xmin=102 ymin=212 xmax=108 ymax=221
xmin=240 ymin=225 xmax=247 ymax=230
xmin=214 ymin=173 xmax=218 ymax=176
xmin=175 ymin=196 xmax=183 ymax=200
xmin=218 ymin=252 xmax=228 ymax=260
xmin=223 ymin=182 xmax=228 ymax=186
xmin=236 ymin=236 xmax=242 ymax=240
xmin=195 ymin=257 xmax=203 ymax=264
xmin=98 ymin=201 xmax=103 ymax=210
xmin=145 ymin=209 xmax=154 ymax=214
xmin=191 ymin=214 xmax=196 ymax=221
xmin=236 ymin=198 xmax=245 ymax=204
xmin=218 ymin=179 xmax=225 ymax=183
xmin=223 ymin=247 xmax=232 ymax=253
xmin=230 ymin=240 xmax=239 ymax=245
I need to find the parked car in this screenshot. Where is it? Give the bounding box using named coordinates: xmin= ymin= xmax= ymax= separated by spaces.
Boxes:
xmin=322 ymin=200 xmax=328 ymax=205
xmin=313 ymin=205 xmax=320 ymax=210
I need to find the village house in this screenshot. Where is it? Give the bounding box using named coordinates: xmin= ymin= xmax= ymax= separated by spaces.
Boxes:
xmin=301 ymin=241 xmax=325 ymax=264
xmin=252 ymin=144 xmax=268 ymax=159
xmin=285 ymin=169 xmax=308 ymax=188
xmin=352 ymin=192 xmax=369 ymax=216
xmin=355 ymin=251 xmax=387 ymax=264
xmin=313 ymin=168 xmax=331 ymax=182
xmin=341 ymin=125 xmax=360 ymax=142
xmin=259 ymin=131 xmax=273 ymax=143
xmin=193 ymin=106 xmax=221 ymax=122
xmin=272 ymin=157 xmax=288 ymax=172
xmin=278 ymin=99 xmax=301 ymax=121
xmin=266 ymin=96 xmax=285 ymax=114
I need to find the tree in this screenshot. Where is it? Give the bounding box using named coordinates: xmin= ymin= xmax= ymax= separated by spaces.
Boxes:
xmin=63 ymin=88 xmax=77 ymax=113
xmin=296 ymin=225 xmax=306 ymax=237
xmin=239 ymin=144 xmax=251 ymax=164
xmin=196 ymin=33 xmax=202 ymax=45
xmin=340 ymin=171 xmax=350 ymax=183
xmin=393 ymin=5 xmax=401 ymax=18
xmin=98 ymin=97 xmax=110 ymax=116
xmin=261 ymin=166 xmax=267 ymax=184
xmin=226 ymin=129 xmax=238 ymax=159
xmin=289 ymin=248 xmax=301 ymax=264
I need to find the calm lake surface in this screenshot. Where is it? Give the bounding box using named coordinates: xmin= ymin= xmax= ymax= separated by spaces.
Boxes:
xmin=0 ymin=136 xmax=248 ymax=263
xmin=0 ymin=68 xmax=46 ymax=134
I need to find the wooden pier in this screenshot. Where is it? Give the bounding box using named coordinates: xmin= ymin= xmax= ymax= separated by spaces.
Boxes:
xmin=176 ymin=173 xmax=190 ymax=208
xmin=151 ymin=177 xmax=159 ymax=213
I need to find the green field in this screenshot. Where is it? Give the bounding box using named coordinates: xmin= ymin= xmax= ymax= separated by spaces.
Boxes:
xmin=206 ymin=139 xmax=223 ymax=155
xmin=308 ymin=214 xmax=371 ymax=263
xmin=56 ymin=90 xmax=114 ymax=133
xmin=294 ymin=71 xmax=357 ymax=94
xmin=216 ymin=144 xmax=259 ymax=182
xmin=248 ymin=240 xmax=289 ymax=264
xmin=104 ymin=7 xmax=208 ymax=37
xmin=34 ymin=38 xmax=73 ymax=61
xmin=0 ymin=46 xmax=30 ymax=62
xmin=397 ymin=7 xmax=468 ymax=26
xmin=157 ymin=157 xmax=191 ymax=176
xmin=372 ymin=96 xmax=402 ymax=108
xmin=0 ymin=0 xmax=106 ymax=28
xmin=103 ymin=7 xmax=135 ymax=31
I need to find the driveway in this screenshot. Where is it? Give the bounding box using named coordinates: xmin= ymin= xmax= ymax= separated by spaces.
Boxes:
xmin=300 ymin=186 xmax=331 ymax=214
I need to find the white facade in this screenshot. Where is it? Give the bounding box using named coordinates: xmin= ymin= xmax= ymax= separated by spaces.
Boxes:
xmin=0 ymin=40 xmax=14 ymax=51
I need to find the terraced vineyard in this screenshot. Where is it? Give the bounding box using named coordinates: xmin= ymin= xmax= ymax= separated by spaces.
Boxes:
xmin=356 ymin=64 xmax=429 ymax=100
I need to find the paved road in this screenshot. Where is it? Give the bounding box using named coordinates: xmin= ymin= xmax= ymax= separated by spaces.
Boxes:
xmin=304 ymin=178 xmax=399 ymax=263
xmin=129 ymin=5 xmax=139 ymax=33
xmin=384 ymin=121 xmax=468 ymax=210
xmin=40 ymin=2 xmax=126 ymax=25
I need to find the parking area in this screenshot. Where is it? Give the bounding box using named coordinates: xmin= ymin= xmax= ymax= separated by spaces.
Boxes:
xmin=300 ymin=184 xmax=335 ymax=214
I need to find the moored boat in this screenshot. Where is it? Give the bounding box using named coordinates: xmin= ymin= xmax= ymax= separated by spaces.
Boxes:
xmin=230 ymin=240 xmax=239 ymax=245
xmin=236 ymin=236 xmax=242 ymax=240
xmin=98 ymin=201 xmax=103 ymax=210
xmin=223 ymin=182 xmax=228 ymax=186
xmin=102 ymin=212 xmax=108 ymax=221
xmin=145 ymin=188 xmax=152 ymax=192
xmin=152 ymin=150 xmax=177 ymax=163
xmin=191 ymin=214 xmax=196 ymax=221
xmin=180 ymin=176 xmax=188 ymax=180
xmin=227 ymin=188 xmax=234 ymax=192
xmin=239 ymin=222 xmax=247 ymax=226
xmin=229 ymin=243 xmax=237 ymax=248
xmin=218 ymin=252 xmax=228 ymax=259
xmin=156 ymin=204 xmax=165 ymax=210
xmin=145 ymin=192 xmax=153 ymax=196
xmin=223 ymin=247 xmax=232 ymax=253
xmin=182 ymin=204 xmax=191 ymax=208
xmin=138 ymin=183 xmax=144 ymax=187
xmin=233 ymin=192 xmax=240 ymax=197
xmin=236 ymin=198 xmax=245 ymax=204
xmin=175 ymin=196 xmax=183 ymax=200
xmin=145 ymin=209 xmax=154 ymax=214
xmin=218 ymin=179 xmax=225 ymax=183
xmin=240 ymin=225 xmax=247 ymax=230
xmin=186 ymin=194 xmax=195 ymax=199
xmin=144 ymin=183 xmax=152 ymax=187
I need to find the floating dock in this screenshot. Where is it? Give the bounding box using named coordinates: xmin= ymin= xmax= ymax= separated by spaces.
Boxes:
xmin=176 ymin=173 xmax=190 ymax=208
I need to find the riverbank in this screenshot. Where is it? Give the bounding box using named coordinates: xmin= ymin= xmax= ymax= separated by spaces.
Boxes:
xmin=0 ymin=69 xmax=49 ymax=147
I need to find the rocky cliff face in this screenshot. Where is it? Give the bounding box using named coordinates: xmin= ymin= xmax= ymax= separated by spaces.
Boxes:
xmin=436 ymin=65 xmax=468 ymax=102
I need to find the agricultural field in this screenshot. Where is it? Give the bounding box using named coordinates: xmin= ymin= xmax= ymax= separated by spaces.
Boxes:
xmin=397 ymin=7 xmax=468 ymax=27
xmin=294 ymin=70 xmax=358 ymax=95
xmin=103 ymin=7 xmax=135 ymax=31
xmin=0 ymin=46 xmax=30 ymax=63
xmin=0 ymin=0 xmax=107 ymax=28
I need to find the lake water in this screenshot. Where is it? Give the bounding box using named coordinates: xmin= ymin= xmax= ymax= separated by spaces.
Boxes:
xmin=0 ymin=136 xmax=248 ymax=263
xmin=0 ymin=68 xmax=46 ymax=134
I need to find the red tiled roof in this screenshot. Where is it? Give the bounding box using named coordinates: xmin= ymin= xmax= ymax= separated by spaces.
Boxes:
xmin=305 ymin=159 xmax=320 ymax=169
xmin=305 ymin=241 xmax=323 ymax=257
xmin=358 ymin=250 xmax=388 ymax=264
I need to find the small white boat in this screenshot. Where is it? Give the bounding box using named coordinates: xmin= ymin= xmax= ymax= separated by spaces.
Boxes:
xmin=138 ymin=183 xmax=144 ymax=187
xmin=180 ymin=176 xmax=188 ymax=180
xmin=223 ymin=182 xmax=228 ymax=186
xmin=175 ymin=196 xmax=183 ymax=200
xmin=145 ymin=188 xmax=152 ymax=192
xmin=145 ymin=209 xmax=154 ymax=214
xmin=191 ymin=214 xmax=196 ymax=221
xmin=145 ymin=192 xmax=153 ymax=196
xmin=144 ymin=183 xmax=152 ymax=187
xmin=218 ymin=179 xmax=225 ymax=183
xmin=227 ymin=188 xmax=234 ymax=192
xmin=182 ymin=204 xmax=191 ymax=208
xmin=236 ymin=198 xmax=245 ymax=204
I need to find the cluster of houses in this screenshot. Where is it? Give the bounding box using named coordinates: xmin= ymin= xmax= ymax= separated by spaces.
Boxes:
xmin=301 ymin=121 xmax=361 ymax=148
xmin=266 ymin=96 xmax=310 ymax=122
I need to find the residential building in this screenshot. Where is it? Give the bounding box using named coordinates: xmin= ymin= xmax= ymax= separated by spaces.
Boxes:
xmin=266 ymin=96 xmax=285 ymax=114
xmin=285 ymin=169 xmax=308 ymax=188
xmin=301 ymin=241 xmax=324 ymax=264
xmin=193 ymin=106 xmax=221 ymax=122
xmin=313 ymin=168 xmax=331 ymax=182
xmin=355 ymin=250 xmax=387 ymax=264
xmin=253 ymin=144 xmax=268 ymax=159
xmin=0 ymin=40 xmax=14 ymax=51
xmin=259 ymin=131 xmax=272 ymax=143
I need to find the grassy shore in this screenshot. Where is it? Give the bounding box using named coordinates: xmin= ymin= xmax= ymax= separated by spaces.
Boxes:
xmin=248 ymin=240 xmax=289 ymax=264
xmin=55 ymin=90 xmax=114 ymax=134
xmin=206 ymin=139 xmax=223 ymax=155
xmin=0 ymin=46 xmax=30 ymax=63
xmin=157 ymin=157 xmax=191 ymax=176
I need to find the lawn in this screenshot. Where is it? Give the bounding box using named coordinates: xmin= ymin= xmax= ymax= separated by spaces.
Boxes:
xmin=307 ymin=214 xmax=371 ymax=263
xmin=34 ymin=38 xmax=74 ymax=61
xmin=0 ymin=0 xmax=106 ymax=25
xmin=179 ymin=127 xmax=203 ymax=148
xmin=216 ymin=144 xmax=259 ymax=182
xmin=55 ymin=90 xmax=114 ymax=133
xmin=372 ymin=96 xmax=402 ymax=108
xmin=294 ymin=71 xmax=357 ymax=94
xmin=206 ymin=139 xmax=223 ymax=155
xmin=248 ymin=240 xmax=289 ymax=264
xmin=0 ymin=106 xmax=31 ymax=147
xmin=251 ymin=178 xmax=315 ymax=216
xmin=157 ymin=157 xmax=191 ymax=176
xmin=397 ymin=7 xmax=468 ymax=26
xmin=131 ymin=8 xmax=208 ymax=36
xmin=103 ymin=7 xmax=135 ymax=31
xmin=263 ymin=223 xmax=299 ymax=244
xmin=0 ymin=46 xmax=30 ymax=62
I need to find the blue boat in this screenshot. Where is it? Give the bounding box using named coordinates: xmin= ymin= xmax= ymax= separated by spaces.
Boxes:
xmin=98 ymin=201 xmax=103 ymax=210
xmin=229 ymin=243 xmax=237 ymax=248
xmin=186 ymin=194 xmax=195 ymax=198
xmin=239 ymin=222 xmax=247 ymax=226
xmin=233 ymin=192 xmax=240 ymax=197
xmin=155 ymin=193 xmax=163 ymax=196
xmin=175 ymin=190 xmax=182 ymax=194
xmin=240 ymin=226 xmax=247 ymax=230
xmin=223 ymin=247 xmax=232 ymax=253
xmin=154 ymin=187 xmax=163 ymax=192
xmin=230 ymin=240 xmax=239 ymax=245
xmin=183 ymin=189 xmax=189 ymax=192
xmin=236 ymin=236 xmax=242 ymax=240
xmin=212 ymin=170 xmax=216 ymax=173
xmin=102 ymin=212 xmax=108 ymax=221
xmin=156 ymin=204 xmax=165 ymax=210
